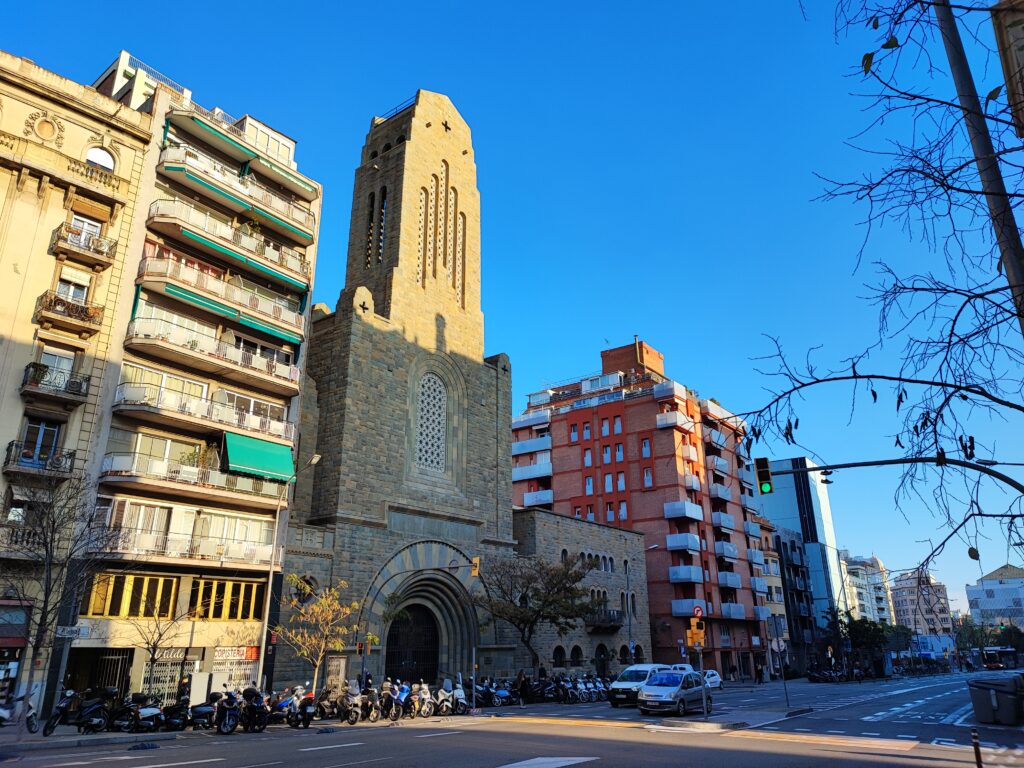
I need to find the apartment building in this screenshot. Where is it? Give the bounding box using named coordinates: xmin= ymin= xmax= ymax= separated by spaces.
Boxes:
xmin=840 ymin=552 xmax=894 ymax=625
xmin=756 ymin=516 xmax=789 ymax=674
xmin=774 ymin=526 xmax=816 ymax=672
xmin=511 ymin=340 xmax=771 ymax=678
xmin=893 ymin=570 xmax=953 ymax=636
xmin=0 ymin=49 xmax=320 ymax=702
xmin=967 ymin=564 xmax=1024 ymax=627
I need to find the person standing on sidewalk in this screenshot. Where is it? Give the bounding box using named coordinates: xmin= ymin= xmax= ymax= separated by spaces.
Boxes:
xmin=516 ymin=670 xmax=528 ymax=709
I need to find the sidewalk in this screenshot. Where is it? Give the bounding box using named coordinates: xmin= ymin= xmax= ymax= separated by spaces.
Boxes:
xmin=0 ymin=724 xmax=180 ymax=754
xmin=656 ymin=705 xmax=814 ymax=731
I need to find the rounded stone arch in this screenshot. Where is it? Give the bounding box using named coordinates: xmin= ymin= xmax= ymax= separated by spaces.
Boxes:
xmin=405 ymin=351 xmax=468 ymax=489
xmin=84 ymin=143 xmax=118 ymax=171
xmin=357 ymin=539 xmax=493 ymax=682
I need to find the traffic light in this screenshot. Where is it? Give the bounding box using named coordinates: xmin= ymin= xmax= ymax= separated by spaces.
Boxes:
xmin=1000 ymin=621 xmax=1007 ymax=630
xmin=470 ymin=556 xmax=481 ymax=577
xmin=356 ymin=641 xmax=364 ymax=655
xmin=754 ymin=457 xmax=774 ymax=495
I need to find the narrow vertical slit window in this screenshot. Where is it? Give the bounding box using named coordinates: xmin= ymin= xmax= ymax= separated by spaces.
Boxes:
xmin=377 ymin=187 xmax=387 ymax=264
xmin=364 ymin=192 xmax=375 ymax=268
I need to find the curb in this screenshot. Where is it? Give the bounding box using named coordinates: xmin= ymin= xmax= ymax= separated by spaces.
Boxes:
xmin=0 ymin=731 xmax=180 ymax=753
xmin=653 ymin=719 xmax=750 ymax=732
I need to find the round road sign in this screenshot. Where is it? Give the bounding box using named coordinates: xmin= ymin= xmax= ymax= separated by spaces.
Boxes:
xmin=693 ymin=606 xmax=704 ymax=618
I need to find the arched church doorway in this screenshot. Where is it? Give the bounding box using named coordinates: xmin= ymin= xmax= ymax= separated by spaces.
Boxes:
xmin=595 ymin=643 xmax=609 ymax=677
xmin=385 ymin=604 xmax=440 ymax=683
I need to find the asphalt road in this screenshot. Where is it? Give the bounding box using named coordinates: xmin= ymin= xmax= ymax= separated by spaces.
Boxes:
xmin=1 ymin=673 xmax=1015 ymax=768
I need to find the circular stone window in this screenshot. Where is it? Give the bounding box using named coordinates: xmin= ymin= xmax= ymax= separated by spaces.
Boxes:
xmin=292 ymin=575 xmax=319 ymax=604
xmin=34 ymin=119 xmax=56 ymax=140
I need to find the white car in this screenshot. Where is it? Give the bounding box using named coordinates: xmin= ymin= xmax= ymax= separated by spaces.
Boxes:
xmin=702 ymin=670 xmax=723 ymax=689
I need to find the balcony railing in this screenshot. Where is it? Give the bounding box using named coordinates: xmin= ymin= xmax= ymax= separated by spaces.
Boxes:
xmin=704 ymin=429 xmax=727 ymax=449
xmin=3 ymin=441 xmax=76 ymax=475
xmin=21 ymin=363 xmax=90 ymax=399
xmin=744 ymin=521 xmax=762 ymax=538
xmin=511 ymin=435 xmax=552 ymax=456
xmin=511 ymin=461 xmax=553 ymax=482
xmin=125 ymin=318 xmax=300 ymax=386
xmin=160 ymin=145 xmax=315 ymax=231
xmin=666 ymin=532 xmax=701 ymax=552
xmin=656 ymin=411 xmax=695 ymax=432
xmin=707 ymin=455 xmax=730 ymax=475
xmin=512 ymin=409 xmax=551 ymax=430
xmin=710 ymin=483 xmax=733 ymax=502
xmin=35 ymin=290 xmax=104 ymax=328
xmin=99 ymin=452 xmax=286 ymax=500
xmin=718 ymin=571 xmax=742 ymax=589
xmin=715 ymin=541 xmax=739 ymax=559
xmin=711 ymin=512 xmax=736 ymax=530
xmin=98 ymin=526 xmax=277 ymax=566
xmin=680 ymin=444 xmax=698 ymax=462
xmin=683 ymin=473 xmax=701 ymax=492
xmin=137 ymin=257 xmax=304 ymax=330
xmin=670 ymin=565 xmax=704 ymax=584
xmin=754 ymin=606 xmax=772 ymax=621
xmin=52 ymin=223 xmax=117 ymax=264
xmin=113 ymin=383 xmax=293 ymax=441
xmin=522 ymin=488 xmax=554 ymax=506
xmin=747 ymin=548 xmax=765 ymax=566
xmin=664 ymin=500 xmax=704 ymax=522
xmin=671 ymin=599 xmax=707 ymax=618
xmin=741 ymin=495 xmax=758 ymax=512
xmin=585 ymin=609 xmax=624 ymax=632
xmin=148 ymin=199 xmax=309 ymax=280
xmin=751 ymin=576 xmax=768 ymax=593
xmin=0 ymin=523 xmax=45 ymax=551
xmin=720 ymin=602 xmax=747 ymax=620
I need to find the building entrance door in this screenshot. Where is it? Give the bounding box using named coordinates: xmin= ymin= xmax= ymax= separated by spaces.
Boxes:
xmin=384 ymin=604 xmax=439 ymax=683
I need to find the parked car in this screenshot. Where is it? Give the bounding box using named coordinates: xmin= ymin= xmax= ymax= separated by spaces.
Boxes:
xmin=608 ymin=664 xmax=671 ymax=707
xmin=637 ymin=671 xmax=712 ymax=716
xmin=702 ymin=670 xmax=723 ymax=689
xmin=670 ymin=663 xmax=695 ymax=674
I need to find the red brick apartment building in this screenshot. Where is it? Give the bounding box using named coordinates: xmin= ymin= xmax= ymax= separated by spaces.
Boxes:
xmin=511 ymin=340 xmax=771 ymax=678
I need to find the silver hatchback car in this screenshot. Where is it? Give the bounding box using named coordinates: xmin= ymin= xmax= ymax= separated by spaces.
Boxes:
xmin=637 ymin=670 xmax=712 ymax=716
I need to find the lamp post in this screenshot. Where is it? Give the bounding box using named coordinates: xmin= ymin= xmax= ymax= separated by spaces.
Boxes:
xmin=627 ymin=544 xmax=659 ymax=663
xmin=256 ymin=452 xmax=320 ymax=690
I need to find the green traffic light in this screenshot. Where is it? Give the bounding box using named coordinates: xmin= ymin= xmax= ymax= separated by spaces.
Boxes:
xmin=760 ymin=482 xmax=773 ymax=494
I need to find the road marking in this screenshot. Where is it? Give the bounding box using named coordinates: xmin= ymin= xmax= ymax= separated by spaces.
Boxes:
xmin=237 ymin=764 xmax=284 ymax=768
xmin=298 ymin=742 xmax=364 ymax=752
xmin=728 ymin=731 xmax=917 ymax=751
xmin=112 ymin=762 xmax=226 ymax=768
xmin=495 ymin=761 xmax=598 ymax=768
xmin=826 ymin=730 xmax=846 ymax=734
xmin=942 ymin=703 xmax=974 ymax=725
xmin=897 ymin=734 xmax=916 ymax=739
xmin=862 ymin=732 xmax=881 ymax=736
xmin=794 ymin=728 xmax=811 ymax=732
xmin=413 ymin=731 xmax=462 ymax=738
xmin=321 ymin=761 xmax=389 ymax=768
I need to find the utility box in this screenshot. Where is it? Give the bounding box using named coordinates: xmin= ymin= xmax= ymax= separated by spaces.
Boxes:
xmin=968 ymin=677 xmax=1022 ymax=725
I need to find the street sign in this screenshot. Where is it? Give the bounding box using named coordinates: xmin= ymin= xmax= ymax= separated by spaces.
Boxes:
xmin=693 ymin=606 xmax=704 ymax=618
xmin=55 ymin=626 xmax=89 ymax=639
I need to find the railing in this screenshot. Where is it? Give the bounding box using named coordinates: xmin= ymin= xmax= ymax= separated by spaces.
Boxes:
xmin=707 ymin=455 xmax=730 ymax=475
xmin=99 ymin=526 xmax=275 ymax=565
xmin=379 ymin=95 xmax=417 ymax=121
xmin=128 ymin=55 xmax=186 ymax=93
xmin=511 ymin=461 xmax=553 ymax=482
xmin=21 ymin=363 xmax=90 ymax=397
xmin=125 ymin=318 xmax=300 ymax=385
xmin=137 ymin=257 xmax=304 ymax=330
xmin=747 ymin=548 xmax=765 ymax=565
xmin=664 ymin=500 xmax=704 ymax=522
xmin=656 ymin=411 xmax=695 ymax=432
xmin=3 ymin=441 xmax=76 ymax=474
xmin=683 ymin=473 xmax=701 ymax=492
xmin=720 ymin=602 xmax=747 ymax=620
xmin=0 ymin=523 xmax=45 ymax=550
xmin=522 ymin=489 xmax=554 ymax=506
xmin=670 ymin=565 xmax=704 ymax=583
xmin=35 ymin=291 xmax=104 ymax=326
xmin=751 ymin=576 xmax=768 ymax=593
xmin=148 ymin=199 xmax=310 ymax=279
xmin=715 ymin=541 xmax=739 ymax=559
xmin=114 ymin=383 xmax=293 ymax=440
xmin=585 ymin=609 xmax=624 ymax=629
xmin=711 ymin=512 xmax=736 ymax=530
xmin=160 ymin=146 xmax=314 ymax=230
xmin=666 ymin=533 xmax=701 ymax=551
xmin=710 ymin=483 xmax=733 ymax=502
xmin=52 ymin=223 xmax=117 ymax=260
xmin=718 ymin=571 xmax=742 ymax=589
xmin=67 ymin=158 xmax=121 ymax=192
xmin=99 ymin=452 xmax=286 ymax=500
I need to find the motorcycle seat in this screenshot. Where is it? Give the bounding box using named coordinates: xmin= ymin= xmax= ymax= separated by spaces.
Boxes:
xmin=208 ymin=692 xmax=223 ymax=704
xmin=130 ymin=692 xmax=158 ymax=705
xmin=241 ymin=687 xmax=260 ymax=702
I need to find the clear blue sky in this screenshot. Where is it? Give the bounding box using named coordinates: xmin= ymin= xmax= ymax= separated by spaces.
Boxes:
xmin=8 ymin=1 xmax=1019 ymax=609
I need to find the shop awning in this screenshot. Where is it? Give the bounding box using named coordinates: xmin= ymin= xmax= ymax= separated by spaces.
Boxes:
xmin=224 ymin=433 xmax=294 ymax=482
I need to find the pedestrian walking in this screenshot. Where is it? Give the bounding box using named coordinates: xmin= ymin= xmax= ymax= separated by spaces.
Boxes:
xmin=515 ymin=670 xmax=528 ymax=709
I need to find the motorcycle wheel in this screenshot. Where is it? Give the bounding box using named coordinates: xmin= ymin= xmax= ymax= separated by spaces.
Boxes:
xmin=346 ymin=709 xmax=359 ymax=725
xmin=217 ymin=715 xmax=237 ymax=735
xmin=454 ymin=701 xmax=468 ymax=716
xmin=252 ymin=715 xmax=267 ymax=733
xmin=301 ymin=714 xmax=312 ymax=729
xmin=26 ymin=713 xmax=39 ymax=734
xmin=419 ymin=701 xmax=434 ymax=718
xmin=43 ymin=713 xmax=60 ymax=737
xmin=368 ymin=706 xmax=380 ymax=723
xmin=438 ymin=702 xmax=451 ymax=717
xmin=490 ymin=694 xmax=502 ymax=708
xmin=84 ymin=710 xmax=110 ymax=735
xmin=288 ymin=714 xmax=299 ymax=728
xmin=388 ymin=704 xmax=400 ymax=722
xmin=567 ymin=690 xmax=579 ymax=704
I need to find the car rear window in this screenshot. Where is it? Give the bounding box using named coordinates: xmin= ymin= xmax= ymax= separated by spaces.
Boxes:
xmin=647 ymin=672 xmax=683 ymax=687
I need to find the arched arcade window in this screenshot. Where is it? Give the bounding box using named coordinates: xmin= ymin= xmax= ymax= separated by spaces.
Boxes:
xmin=86 ymin=146 xmax=115 ymax=170
xmin=415 ymin=372 xmax=447 ymax=473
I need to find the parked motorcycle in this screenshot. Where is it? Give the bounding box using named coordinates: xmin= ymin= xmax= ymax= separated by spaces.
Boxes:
xmin=434 ymin=677 xmax=466 ymax=716
xmin=213 ymin=686 xmax=240 ymax=735
xmin=337 ymin=680 xmax=362 ymax=725
xmin=44 ymin=686 xmax=119 ymax=736
xmin=112 ymin=692 xmax=164 ymax=732
xmin=267 ymin=688 xmax=292 ymax=725
xmin=380 ymin=679 xmax=401 ymax=722
xmin=0 ymin=691 xmax=38 ymax=733
xmin=313 ymin=685 xmax=337 ymax=721
xmin=360 ymin=677 xmax=382 ymax=722
xmin=240 ymin=686 xmax=269 ymax=733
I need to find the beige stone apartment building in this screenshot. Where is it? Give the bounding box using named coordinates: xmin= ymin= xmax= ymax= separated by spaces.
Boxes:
xmin=0 ymin=49 xmax=320 ymax=705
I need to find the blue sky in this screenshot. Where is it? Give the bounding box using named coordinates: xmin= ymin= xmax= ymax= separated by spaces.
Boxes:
xmin=8 ymin=2 xmax=1019 ymax=608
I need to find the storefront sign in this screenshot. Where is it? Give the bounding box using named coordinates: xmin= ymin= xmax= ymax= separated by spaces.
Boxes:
xmin=213 ymin=646 xmax=259 ymax=661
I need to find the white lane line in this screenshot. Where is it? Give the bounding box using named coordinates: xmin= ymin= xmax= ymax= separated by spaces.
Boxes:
xmin=238 ymin=763 xmax=284 ymax=768
xmin=413 ymin=731 xmax=462 ymax=738
xmin=114 ymin=762 xmax=226 ymax=768
xmin=322 ymin=760 xmax=389 ymax=768
xmin=862 ymin=732 xmax=881 ymax=736
xmin=941 ymin=703 xmax=974 ymax=725
xmin=897 ymin=735 xmax=916 ymax=739
xmin=827 ymin=730 xmax=846 ymax=734
xmin=763 ymin=726 xmax=780 ymax=730
xmin=495 ymin=760 xmax=598 ymax=768
xmin=298 ymin=742 xmax=364 ymax=752
xmin=794 ymin=728 xmax=812 ymax=732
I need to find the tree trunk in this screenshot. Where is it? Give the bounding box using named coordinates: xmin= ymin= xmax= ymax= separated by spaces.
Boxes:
xmin=311 ymin=659 xmax=320 ymax=697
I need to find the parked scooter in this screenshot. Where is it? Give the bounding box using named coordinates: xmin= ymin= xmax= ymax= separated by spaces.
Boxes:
xmin=380 ymin=679 xmax=401 ymax=722
xmin=434 ymin=677 xmax=467 ymax=716
xmin=112 ymin=692 xmax=164 ymax=732
xmin=43 ymin=686 xmax=119 ymax=736
xmin=313 ymin=685 xmax=337 ymax=721
xmin=286 ymin=683 xmax=310 ymax=728
xmin=414 ymin=680 xmax=435 ymax=718
xmin=338 ymin=680 xmax=362 ymax=725
xmin=0 ymin=691 xmax=38 ymax=733
xmin=213 ymin=685 xmax=240 ymax=735
xmin=267 ymin=688 xmax=292 ymax=725
xmin=360 ymin=677 xmax=382 ymax=722
xmin=240 ymin=686 xmax=269 ymax=733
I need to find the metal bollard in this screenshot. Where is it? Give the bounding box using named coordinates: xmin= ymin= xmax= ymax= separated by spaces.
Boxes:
xmin=971 ymin=727 xmax=984 ymax=767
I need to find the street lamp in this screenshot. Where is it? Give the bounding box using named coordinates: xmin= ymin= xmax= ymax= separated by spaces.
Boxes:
xmin=627 ymin=544 xmax=659 ymax=662
xmin=256 ymin=452 xmax=321 ymax=689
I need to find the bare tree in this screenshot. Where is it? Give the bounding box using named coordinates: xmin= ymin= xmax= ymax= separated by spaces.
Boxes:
xmin=123 ymin=603 xmax=193 ymax=695
xmin=747 ymin=1 xmax=1024 ymax=573
xmin=0 ymin=473 xmax=115 ymax=737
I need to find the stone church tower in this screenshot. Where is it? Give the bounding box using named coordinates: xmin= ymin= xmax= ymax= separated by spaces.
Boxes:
xmin=277 ymin=91 xmax=516 ymax=686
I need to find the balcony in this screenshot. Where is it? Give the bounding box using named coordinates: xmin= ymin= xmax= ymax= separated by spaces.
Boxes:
xmin=20 ymin=363 xmax=90 ymax=408
xmin=0 ymin=129 xmax=129 ymax=202
xmin=585 ymin=609 xmax=624 ymax=633
xmin=95 ymin=526 xmax=279 ymax=571
xmin=656 ymin=411 xmax=695 ymax=432
xmin=99 ymin=452 xmax=285 ymax=511
xmin=137 ymin=256 xmax=305 ymax=336
xmin=718 ymin=571 xmax=742 ymax=589
xmin=671 ymin=599 xmax=707 ymax=618
xmin=720 ymin=602 xmax=747 ymax=620
xmin=704 ymin=429 xmax=727 ymax=450
xmin=147 ymin=199 xmax=310 ymax=290
xmin=3 ymin=441 xmax=76 ymax=478
xmin=711 ymin=512 xmax=736 ymax=530
xmin=715 ymin=541 xmax=739 ymax=560
xmin=798 ymin=604 xmax=810 ymax=617
xmin=741 ymin=495 xmax=758 ymax=513
xmin=511 ymin=461 xmax=553 ymax=482
xmin=751 ymin=576 xmax=768 ymax=593
xmin=736 ymin=439 xmax=749 ymax=459
xmin=739 ymin=467 xmax=755 ymax=487
xmin=710 ymin=483 xmax=733 ymax=502
xmin=124 ymin=318 xmax=300 ymax=396
xmin=664 ymin=500 xmax=704 ymax=522
xmin=522 ymin=489 xmax=554 ymax=506
xmin=683 ymin=473 xmax=701 ymax=492
xmin=158 ymin=145 xmax=315 ymax=243
xmin=666 ymin=532 xmax=701 ymax=552
xmin=33 ymin=291 xmax=104 ymax=338
xmin=512 ymin=409 xmax=551 ymax=430
xmin=51 ymin=223 xmax=117 ymax=270
xmin=701 ymin=399 xmax=732 ymax=422
xmin=653 ymin=381 xmax=688 ymax=401
xmin=754 ymin=606 xmax=772 ymax=621
xmin=511 ymin=435 xmax=552 ymax=456
xmin=669 ymin=565 xmax=704 ymax=584
xmin=113 ymin=383 xmax=293 ymax=443
xmin=744 ymin=521 xmax=762 ymax=538
xmin=747 ymin=549 xmax=765 ymax=566
xmin=795 ymin=577 xmax=807 ymax=590
xmin=707 ymin=455 xmax=730 ymax=475
xmin=0 ymin=523 xmax=44 ymax=557
xmin=790 ymin=550 xmax=803 ymax=566
xmin=680 ymin=444 xmax=698 ymax=462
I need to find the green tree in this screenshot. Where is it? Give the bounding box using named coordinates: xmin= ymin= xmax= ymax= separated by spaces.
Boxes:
xmin=473 ymin=555 xmax=595 ymax=676
xmin=885 ymin=624 xmax=913 ymax=658
xmin=849 ymin=617 xmax=888 ymax=656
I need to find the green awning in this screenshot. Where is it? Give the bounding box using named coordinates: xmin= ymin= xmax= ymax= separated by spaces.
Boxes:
xmin=239 ymin=313 xmax=303 ymax=345
xmin=164 ymin=284 xmax=239 ymax=321
xmin=179 ymin=229 xmax=308 ymax=293
xmin=224 ymin=433 xmax=294 ymax=482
